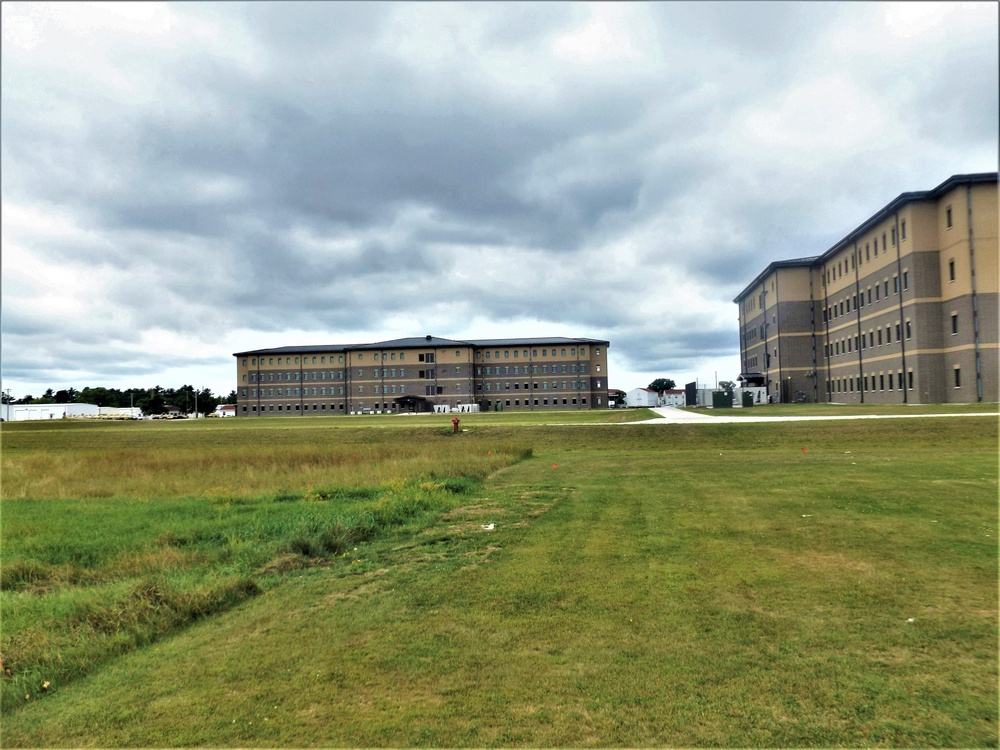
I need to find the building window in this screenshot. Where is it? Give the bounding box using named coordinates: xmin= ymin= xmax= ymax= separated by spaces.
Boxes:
xmin=954 ymin=368 xmax=961 ymax=388
xmin=946 ymin=206 xmax=953 ymax=228
xmin=903 ymin=270 xmax=909 ymax=290
xmin=948 ymin=259 xmax=955 ymax=281
xmin=901 ymin=220 xmax=907 ymax=240
xmin=905 ymin=320 xmax=912 ymax=339
xmin=907 ymin=371 xmax=914 ymax=390
xmin=951 ymin=314 xmax=958 ymax=334
xmin=891 ymin=227 xmax=896 ymax=246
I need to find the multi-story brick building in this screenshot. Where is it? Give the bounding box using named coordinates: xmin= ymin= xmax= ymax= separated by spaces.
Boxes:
xmin=734 ymin=173 xmax=998 ymax=404
xmin=233 ymin=335 xmax=611 ymax=416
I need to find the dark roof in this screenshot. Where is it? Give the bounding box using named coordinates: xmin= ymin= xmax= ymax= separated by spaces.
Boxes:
xmin=733 ymin=172 xmax=998 ymax=303
xmin=817 ymin=172 xmax=997 ymax=264
xmin=467 ymin=337 xmax=610 ymax=347
xmin=732 ymin=257 xmax=818 ymax=303
xmin=351 ymin=336 xmax=469 ymax=350
xmin=234 ymin=335 xmax=609 ymax=358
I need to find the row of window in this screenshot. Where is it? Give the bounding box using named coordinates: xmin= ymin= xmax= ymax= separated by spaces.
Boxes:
xmin=241 ymin=346 xmax=603 ymax=370
xmin=826 ymin=366 xmax=964 ymax=395
xmin=477 ymin=347 xmax=593 ymax=360
xmin=246 ymin=387 xmax=354 ymax=397
xmin=250 ymin=371 xmax=350 ymax=382
xmin=826 ymin=321 xmax=912 ymax=356
xmin=827 ymin=370 xmax=914 ymax=393
xmin=245 ymin=364 xmax=601 ymax=384
xmin=477 ymin=363 xmax=590 ymax=375
xmin=825 ymin=272 xmax=909 ymax=322
xmin=243 ymin=378 xmax=603 ymax=399
xmin=480 ymin=381 xmax=592 ymax=392
xmin=824 ymin=221 xmax=910 ymax=285
xmin=827 ymin=314 xmax=962 ymax=357
xmin=239 ymin=396 xmax=598 ymax=414
xmin=244 ymin=355 xmax=348 ymax=367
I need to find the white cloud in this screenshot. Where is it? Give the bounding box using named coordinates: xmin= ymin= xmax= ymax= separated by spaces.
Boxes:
xmin=1 ymin=1 xmax=996 ymax=401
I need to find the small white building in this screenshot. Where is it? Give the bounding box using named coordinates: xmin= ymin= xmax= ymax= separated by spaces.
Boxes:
xmin=660 ymin=389 xmax=686 ymax=406
xmin=626 ymin=388 xmax=687 ymax=408
xmin=626 ymin=388 xmax=660 ymax=408
xmin=216 ymin=404 xmax=237 ymax=417
xmin=1 ymin=403 xmax=100 ymax=421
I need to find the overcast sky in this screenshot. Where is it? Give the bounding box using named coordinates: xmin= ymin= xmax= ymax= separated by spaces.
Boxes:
xmin=2 ymin=2 xmax=997 ymax=400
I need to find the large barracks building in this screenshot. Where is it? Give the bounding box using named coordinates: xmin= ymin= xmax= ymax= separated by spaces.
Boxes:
xmin=234 ymin=336 xmax=610 ymax=416
xmin=734 ymin=173 xmax=998 ymax=404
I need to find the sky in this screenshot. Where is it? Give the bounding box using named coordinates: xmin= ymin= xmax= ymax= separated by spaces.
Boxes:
xmin=2 ymin=2 xmax=997 ymax=401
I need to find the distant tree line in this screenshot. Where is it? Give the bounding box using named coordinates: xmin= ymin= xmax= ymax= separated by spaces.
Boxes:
xmin=2 ymin=386 xmax=237 ymax=415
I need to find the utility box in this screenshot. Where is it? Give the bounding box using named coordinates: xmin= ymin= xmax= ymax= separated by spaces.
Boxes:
xmin=712 ymin=391 xmax=733 ymax=409
xmin=742 ymin=391 xmax=754 ymax=408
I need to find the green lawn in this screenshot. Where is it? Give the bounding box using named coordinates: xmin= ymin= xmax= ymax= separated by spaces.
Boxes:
xmin=1 ymin=415 xmax=997 ymax=747
xmin=687 ymin=402 xmax=1000 ymax=417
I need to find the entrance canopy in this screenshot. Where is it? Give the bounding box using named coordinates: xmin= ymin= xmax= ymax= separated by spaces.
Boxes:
xmin=393 ymin=395 xmax=433 ymax=413
xmin=738 ymin=372 xmax=766 ymax=387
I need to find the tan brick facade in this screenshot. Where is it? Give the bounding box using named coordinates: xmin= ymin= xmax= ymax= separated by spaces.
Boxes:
xmin=233 ymin=336 xmax=611 ymax=416
xmin=735 ymin=174 xmax=998 ymax=404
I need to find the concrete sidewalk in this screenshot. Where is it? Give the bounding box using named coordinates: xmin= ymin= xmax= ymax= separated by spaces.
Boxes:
xmin=636 ymin=406 xmax=998 ymax=424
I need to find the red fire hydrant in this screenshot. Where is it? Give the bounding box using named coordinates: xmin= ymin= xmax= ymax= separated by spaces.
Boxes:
xmin=452 ymin=417 xmax=460 ymax=433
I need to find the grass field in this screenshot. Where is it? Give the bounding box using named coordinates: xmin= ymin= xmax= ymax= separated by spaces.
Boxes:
xmin=688 ymin=402 xmax=1000 ymax=418
xmin=1 ymin=411 xmax=997 ymax=747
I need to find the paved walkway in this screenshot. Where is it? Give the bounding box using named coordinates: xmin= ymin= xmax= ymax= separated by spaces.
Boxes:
xmin=634 ymin=406 xmax=998 ymax=424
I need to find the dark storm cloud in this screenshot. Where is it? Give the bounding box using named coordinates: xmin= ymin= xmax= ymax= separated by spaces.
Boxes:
xmin=2 ymin=2 xmax=997 ymax=397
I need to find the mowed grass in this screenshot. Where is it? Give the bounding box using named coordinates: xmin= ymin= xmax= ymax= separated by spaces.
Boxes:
xmin=1 ymin=414 xmax=997 ymax=747
xmin=691 ymin=402 xmax=1000 ymax=417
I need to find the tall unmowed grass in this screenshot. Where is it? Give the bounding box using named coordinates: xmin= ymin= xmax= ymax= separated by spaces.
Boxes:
xmin=1 ymin=425 xmax=529 ymax=500
xmin=1 ymin=420 xmax=533 ymax=712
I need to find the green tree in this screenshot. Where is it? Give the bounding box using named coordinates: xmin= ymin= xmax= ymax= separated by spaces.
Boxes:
xmin=139 ymin=388 xmax=166 ymax=416
xmin=719 ymin=380 xmax=736 ymax=396
xmin=648 ymin=378 xmax=676 ymax=394
xmin=78 ymin=387 xmax=113 ymax=407
xmin=225 ymin=390 xmax=238 ymax=405
xmin=198 ymin=388 xmax=219 ymax=415
xmin=609 ymin=389 xmax=627 ymax=407
xmin=54 ymin=388 xmax=78 ymax=403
